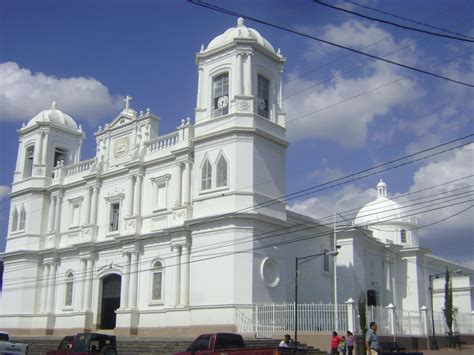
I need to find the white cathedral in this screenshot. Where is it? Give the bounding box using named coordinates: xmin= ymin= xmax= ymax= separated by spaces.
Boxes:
xmin=0 ymin=18 xmax=472 ymax=336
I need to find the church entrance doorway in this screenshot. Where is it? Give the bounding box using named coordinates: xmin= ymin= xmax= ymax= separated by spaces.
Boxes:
xmin=100 ymin=274 xmax=121 ymax=329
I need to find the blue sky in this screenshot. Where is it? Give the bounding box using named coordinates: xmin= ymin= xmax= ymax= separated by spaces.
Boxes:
xmin=0 ymin=0 xmax=473 ymax=266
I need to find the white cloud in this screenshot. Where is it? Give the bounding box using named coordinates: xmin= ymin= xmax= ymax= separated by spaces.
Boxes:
xmin=285 ymin=62 xmax=422 ymax=146
xmin=289 ymin=184 xmax=377 ymax=223
xmin=300 ymin=20 xmax=417 ymax=63
xmin=0 ymin=62 xmax=123 ymax=123
xmin=285 ymin=20 xmax=423 ymax=147
xmin=0 ymin=186 xmax=10 ymax=200
xmin=408 ymin=144 xmax=474 ymax=231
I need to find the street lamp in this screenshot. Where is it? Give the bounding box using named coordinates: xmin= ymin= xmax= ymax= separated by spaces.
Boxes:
xmin=294 ymin=249 xmax=339 ymax=346
xmin=428 ymin=269 xmax=462 ymax=350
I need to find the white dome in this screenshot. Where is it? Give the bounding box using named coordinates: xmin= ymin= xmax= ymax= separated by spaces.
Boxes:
xmin=354 ymin=180 xmax=402 ymax=225
xmin=27 ymin=102 xmax=78 ymax=130
xmin=206 ymin=17 xmax=275 ymax=53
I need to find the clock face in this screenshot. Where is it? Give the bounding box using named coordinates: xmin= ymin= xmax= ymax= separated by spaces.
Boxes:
xmin=258 ymin=97 xmax=266 ymax=110
xmin=217 ymin=95 xmax=229 ymax=108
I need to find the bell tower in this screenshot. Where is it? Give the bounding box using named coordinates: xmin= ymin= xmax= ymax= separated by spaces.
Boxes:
xmin=195 ymin=17 xmax=286 ymax=126
xmin=14 ymin=101 xmax=85 ymax=182
xmin=192 ymin=18 xmax=288 ymax=221
xmin=8 ymin=102 xmax=84 ymax=252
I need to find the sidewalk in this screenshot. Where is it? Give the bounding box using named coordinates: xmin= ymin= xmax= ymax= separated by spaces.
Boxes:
xmin=421 ymin=344 xmax=474 ymax=355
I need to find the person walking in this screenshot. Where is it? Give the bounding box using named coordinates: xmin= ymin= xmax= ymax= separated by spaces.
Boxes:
xmin=331 ymin=331 xmax=341 ymax=355
xmin=346 ymin=330 xmax=355 ymax=355
xmin=366 ymin=322 xmax=379 ymax=355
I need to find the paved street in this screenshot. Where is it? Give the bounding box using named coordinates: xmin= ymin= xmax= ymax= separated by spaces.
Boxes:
xmin=422 ymin=345 xmax=474 ymax=355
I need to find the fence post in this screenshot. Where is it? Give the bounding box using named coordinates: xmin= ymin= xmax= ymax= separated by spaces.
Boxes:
xmin=255 ymin=304 xmax=258 ymax=335
xmin=386 ymin=303 xmax=396 ymax=336
xmin=345 ymin=298 xmax=356 ymax=332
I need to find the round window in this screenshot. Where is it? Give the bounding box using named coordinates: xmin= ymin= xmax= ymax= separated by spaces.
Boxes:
xmin=260 ymin=257 xmax=280 ymax=288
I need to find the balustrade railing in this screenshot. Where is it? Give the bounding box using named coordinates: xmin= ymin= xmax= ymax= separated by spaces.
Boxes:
xmin=65 ymin=158 xmax=96 ymax=177
xmin=146 ymin=132 xmax=179 ymax=152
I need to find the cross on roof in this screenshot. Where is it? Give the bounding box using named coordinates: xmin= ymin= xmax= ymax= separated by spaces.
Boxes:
xmin=124 ymin=95 xmax=133 ymax=110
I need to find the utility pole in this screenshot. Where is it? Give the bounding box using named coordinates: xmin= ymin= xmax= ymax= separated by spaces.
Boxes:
xmin=333 ymin=212 xmax=338 ymax=332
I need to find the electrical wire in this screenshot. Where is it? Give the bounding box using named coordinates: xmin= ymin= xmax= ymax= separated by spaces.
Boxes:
xmin=188 ymin=0 xmax=474 ymax=87
xmin=313 ymin=0 xmax=474 ymax=43
xmin=343 ymin=0 xmax=474 ymax=40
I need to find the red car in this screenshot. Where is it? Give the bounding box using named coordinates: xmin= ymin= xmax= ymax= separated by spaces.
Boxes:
xmin=46 ymin=333 xmax=117 ymax=355
xmin=174 ymin=333 xmax=309 ymax=355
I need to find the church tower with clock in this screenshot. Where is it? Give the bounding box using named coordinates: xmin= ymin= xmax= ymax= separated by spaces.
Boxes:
xmin=192 ymin=17 xmax=288 ymax=221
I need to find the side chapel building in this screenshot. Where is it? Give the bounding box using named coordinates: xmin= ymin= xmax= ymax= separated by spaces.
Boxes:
xmin=0 ymin=18 xmax=472 ymax=336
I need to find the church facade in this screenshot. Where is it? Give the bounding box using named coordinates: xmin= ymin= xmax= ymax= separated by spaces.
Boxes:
xmin=0 ymin=18 xmax=472 ymax=337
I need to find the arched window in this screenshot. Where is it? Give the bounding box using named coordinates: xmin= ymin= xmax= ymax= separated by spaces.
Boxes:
xmin=213 ymin=73 xmax=229 ymax=117
xmin=19 ymin=207 xmax=26 ymax=230
xmin=151 ymin=261 xmax=163 ymax=301
xmin=11 ymin=208 xmax=19 ymax=232
xmin=216 ymin=155 xmax=228 ymax=188
xmin=400 ymin=229 xmax=407 ymax=243
xmin=257 ymin=75 xmax=270 ymax=118
xmin=24 ymin=146 xmax=34 ymax=178
xmin=201 ymin=159 xmax=212 ymax=190
xmin=65 ymin=272 xmax=74 ymax=307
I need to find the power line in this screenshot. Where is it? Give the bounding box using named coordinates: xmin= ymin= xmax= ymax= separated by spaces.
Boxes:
xmin=2 ymin=137 xmax=472 ymax=258
xmin=2 ymin=176 xmax=472 ymax=289
xmin=188 ymin=0 xmax=474 ymax=87
xmin=313 ymin=0 xmax=474 ymax=43
xmin=344 ymin=0 xmax=474 ymax=40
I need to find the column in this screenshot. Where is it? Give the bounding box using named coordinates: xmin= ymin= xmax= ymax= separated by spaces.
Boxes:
xmin=42 ymin=131 xmax=49 ymax=165
xmin=179 ymin=244 xmax=190 ymax=306
xmin=196 ymin=67 xmax=203 ymax=108
xmin=239 ymin=53 xmax=245 ymax=95
xmin=76 ymin=141 xmax=82 ymax=163
xmin=278 ymin=69 xmax=283 ymax=110
xmin=79 ymin=258 xmax=87 ymax=311
xmin=48 ymin=196 xmax=56 ymax=232
xmin=121 ymin=252 xmax=131 ymax=309
xmin=84 ymin=258 xmax=94 ymax=310
xmin=232 ymin=54 xmax=241 ymax=98
xmin=54 ymin=194 xmax=63 ymax=232
xmin=33 ymin=132 xmax=44 ymax=165
xmin=41 ymin=263 xmax=50 ymax=313
xmin=183 ymin=161 xmax=191 ymax=205
xmin=90 ymin=186 xmax=99 ymax=225
xmin=385 ymin=257 xmax=392 ymax=305
xmin=172 ymin=245 xmax=181 ymax=307
xmin=128 ymin=252 xmax=139 ymax=308
xmin=133 ymin=175 xmax=142 ymax=215
xmin=127 ymin=176 xmax=135 ymax=216
xmin=47 ymin=262 xmax=57 ymax=312
xmin=174 ymin=164 xmax=182 ymax=207
xmin=82 ymin=187 xmax=91 ymax=225
xmin=386 ymin=303 xmax=396 ymax=335
xmin=244 ymin=53 xmax=253 ymax=96
xmin=15 ymin=140 xmax=23 ymax=172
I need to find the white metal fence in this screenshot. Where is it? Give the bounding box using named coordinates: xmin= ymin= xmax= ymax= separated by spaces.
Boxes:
xmin=236 ymin=303 xmax=474 ymax=338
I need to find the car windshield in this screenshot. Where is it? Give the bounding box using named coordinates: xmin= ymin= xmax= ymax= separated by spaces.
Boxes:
xmin=72 ymin=334 xmax=88 ymax=352
xmin=188 ymin=335 xmax=211 ymax=351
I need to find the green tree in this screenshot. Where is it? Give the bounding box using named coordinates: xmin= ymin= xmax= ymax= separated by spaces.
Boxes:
xmin=444 ymin=267 xmax=454 ymax=338
xmin=358 ymin=292 xmax=368 ymax=354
